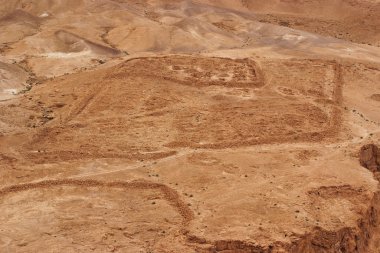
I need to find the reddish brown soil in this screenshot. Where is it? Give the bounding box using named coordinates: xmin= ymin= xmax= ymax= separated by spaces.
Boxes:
xmin=1 ymin=1 xmax=380 ymax=252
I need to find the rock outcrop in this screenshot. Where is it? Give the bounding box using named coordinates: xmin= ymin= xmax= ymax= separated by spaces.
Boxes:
xmin=360 ymin=144 xmax=380 ymax=172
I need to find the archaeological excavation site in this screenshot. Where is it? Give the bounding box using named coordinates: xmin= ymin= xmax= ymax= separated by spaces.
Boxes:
xmin=0 ymin=0 xmax=380 ymax=252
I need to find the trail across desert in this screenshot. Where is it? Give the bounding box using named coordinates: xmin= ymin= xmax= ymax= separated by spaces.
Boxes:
xmin=0 ymin=0 xmax=380 ymax=252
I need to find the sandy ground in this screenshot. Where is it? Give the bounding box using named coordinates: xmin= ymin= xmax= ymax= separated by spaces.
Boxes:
xmin=1 ymin=1 xmax=380 ymax=252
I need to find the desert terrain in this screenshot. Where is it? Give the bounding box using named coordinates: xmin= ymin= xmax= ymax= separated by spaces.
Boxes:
xmin=0 ymin=0 xmax=380 ymax=252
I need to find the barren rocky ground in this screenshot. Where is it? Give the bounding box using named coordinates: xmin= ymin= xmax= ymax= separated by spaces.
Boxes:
xmin=0 ymin=0 xmax=380 ymax=252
